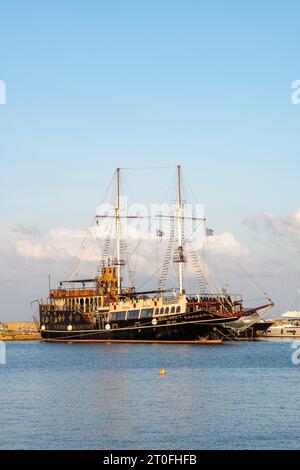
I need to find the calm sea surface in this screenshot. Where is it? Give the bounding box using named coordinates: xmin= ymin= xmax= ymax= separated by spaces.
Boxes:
xmin=0 ymin=339 xmax=299 ymax=450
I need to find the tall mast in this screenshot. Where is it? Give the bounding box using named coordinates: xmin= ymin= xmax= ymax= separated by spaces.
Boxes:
xmin=116 ymin=167 xmax=121 ymax=294
xmin=177 ymin=164 xmax=184 ymax=295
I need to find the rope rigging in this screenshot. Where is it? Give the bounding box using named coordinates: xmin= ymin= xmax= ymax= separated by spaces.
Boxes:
xmin=54 ymin=165 xmax=272 ymax=316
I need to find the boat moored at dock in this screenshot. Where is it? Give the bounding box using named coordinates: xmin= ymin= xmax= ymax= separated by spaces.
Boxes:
xmin=37 ymin=166 xmax=274 ymax=343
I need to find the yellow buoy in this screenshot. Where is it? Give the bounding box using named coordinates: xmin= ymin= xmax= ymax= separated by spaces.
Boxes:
xmin=160 ymin=368 xmax=166 ymax=376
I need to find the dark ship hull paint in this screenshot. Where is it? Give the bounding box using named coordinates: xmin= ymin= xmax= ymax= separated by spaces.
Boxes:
xmin=40 ymin=310 xmax=238 ymax=342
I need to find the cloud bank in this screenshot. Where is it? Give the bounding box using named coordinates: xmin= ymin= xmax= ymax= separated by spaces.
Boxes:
xmin=244 ymin=208 xmax=300 ymax=252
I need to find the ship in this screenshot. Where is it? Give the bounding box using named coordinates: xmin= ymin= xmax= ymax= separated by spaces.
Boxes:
xmin=37 ymin=166 xmax=274 ymax=343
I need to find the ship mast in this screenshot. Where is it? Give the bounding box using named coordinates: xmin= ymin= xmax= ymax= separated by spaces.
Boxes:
xmin=116 ymin=167 xmax=121 ymax=294
xmin=177 ymin=164 xmax=185 ymax=295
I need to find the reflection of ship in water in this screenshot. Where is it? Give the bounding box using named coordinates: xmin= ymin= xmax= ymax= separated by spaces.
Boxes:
xmin=36 ymin=166 xmax=274 ymax=343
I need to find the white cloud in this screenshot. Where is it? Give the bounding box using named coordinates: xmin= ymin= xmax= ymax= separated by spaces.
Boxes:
xmin=11 ymin=240 xmax=58 ymax=260
xmin=11 ymin=225 xmax=42 ymax=236
xmin=10 ymin=224 xmax=250 ymax=269
xmin=205 ymin=232 xmax=250 ymax=258
xmin=244 ymin=208 xmax=300 ymax=252
xmin=11 ymin=227 xmax=98 ymax=262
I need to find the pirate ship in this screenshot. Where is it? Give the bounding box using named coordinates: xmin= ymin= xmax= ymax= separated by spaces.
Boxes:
xmin=37 ymin=166 xmax=273 ymax=342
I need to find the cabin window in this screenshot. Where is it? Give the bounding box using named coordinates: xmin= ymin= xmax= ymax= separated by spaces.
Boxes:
xmin=165 ymin=307 xmax=169 ymax=314
xmin=160 ymin=308 xmax=164 ymax=315
xmin=110 ymin=312 xmax=118 ymax=321
xmin=141 ymin=309 xmax=153 ymax=319
xmin=171 ymin=306 xmax=176 ymax=313
xmin=155 ymin=308 xmax=159 ymax=315
xmin=176 ymin=306 xmax=181 ymax=313
xmin=127 ymin=310 xmax=140 ymax=320
xmin=117 ymin=311 xmax=126 ymax=321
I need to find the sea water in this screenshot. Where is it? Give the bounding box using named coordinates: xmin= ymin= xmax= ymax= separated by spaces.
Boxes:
xmin=0 ymin=339 xmax=299 ymax=449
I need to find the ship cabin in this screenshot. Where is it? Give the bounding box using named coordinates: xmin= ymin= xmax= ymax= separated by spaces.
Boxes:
xmin=107 ymin=294 xmax=187 ymax=326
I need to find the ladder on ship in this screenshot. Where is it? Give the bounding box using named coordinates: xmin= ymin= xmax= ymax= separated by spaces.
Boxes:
xmin=158 ymin=219 xmax=176 ymax=291
xmin=186 ymin=237 xmax=207 ymax=294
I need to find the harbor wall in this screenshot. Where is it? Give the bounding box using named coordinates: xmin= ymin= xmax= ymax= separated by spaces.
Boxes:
xmin=0 ymin=322 xmax=40 ymax=341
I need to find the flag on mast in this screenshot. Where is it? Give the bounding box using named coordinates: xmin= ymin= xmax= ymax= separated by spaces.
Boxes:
xmin=205 ymin=228 xmax=214 ymax=237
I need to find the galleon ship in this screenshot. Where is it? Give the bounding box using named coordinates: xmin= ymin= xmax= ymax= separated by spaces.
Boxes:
xmin=37 ymin=166 xmax=273 ymax=343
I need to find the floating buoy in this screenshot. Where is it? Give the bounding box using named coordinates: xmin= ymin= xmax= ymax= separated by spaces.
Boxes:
xmin=160 ymin=368 xmax=167 ymax=376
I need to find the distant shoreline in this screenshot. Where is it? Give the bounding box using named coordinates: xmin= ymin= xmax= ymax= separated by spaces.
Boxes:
xmin=0 ymin=333 xmax=41 ymax=341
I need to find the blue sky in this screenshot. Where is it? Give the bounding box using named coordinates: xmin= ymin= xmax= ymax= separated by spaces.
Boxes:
xmin=1 ymin=1 xmax=300 ymax=319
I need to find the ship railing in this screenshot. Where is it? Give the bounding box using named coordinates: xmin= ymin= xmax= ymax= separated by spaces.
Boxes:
xmin=50 ymin=285 xmax=96 ymax=292
xmin=186 ymin=293 xmax=243 ymax=302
